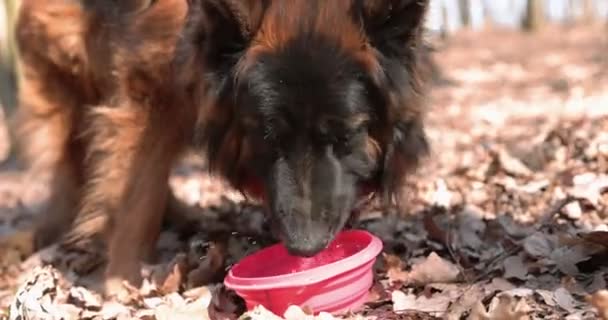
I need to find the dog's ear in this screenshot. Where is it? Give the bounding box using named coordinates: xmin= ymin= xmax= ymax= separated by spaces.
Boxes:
xmin=197 ymin=0 xmax=267 ymax=48
xmin=378 ymin=117 xmax=429 ymax=207
xmin=356 ymin=0 xmax=431 ymax=207
xmin=357 ymin=0 xmax=430 ymax=58
xmin=176 ymin=0 xmax=268 ymax=76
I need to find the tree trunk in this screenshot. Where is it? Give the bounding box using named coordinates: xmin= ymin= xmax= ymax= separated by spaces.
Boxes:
xmin=440 ymin=4 xmax=449 ymax=40
xmin=0 ymin=0 xmax=19 ymax=112
xmin=459 ymin=0 xmax=471 ymax=28
xmin=581 ymin=0 xmax=595 ymax=24
xmin=522 ymin=0 xmax=544 ymax=32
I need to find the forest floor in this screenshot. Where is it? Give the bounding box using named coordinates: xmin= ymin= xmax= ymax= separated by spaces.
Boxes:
xmin=0 ymin=22 xmax=607 ymax=320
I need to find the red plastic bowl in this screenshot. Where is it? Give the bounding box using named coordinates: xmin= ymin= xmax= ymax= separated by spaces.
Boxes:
xmin=224 ymin=229 xmax=383 ymax=316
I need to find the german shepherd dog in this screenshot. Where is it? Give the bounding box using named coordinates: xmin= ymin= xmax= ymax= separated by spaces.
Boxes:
xmin=13 ymin=0 xmax=430 ymax=296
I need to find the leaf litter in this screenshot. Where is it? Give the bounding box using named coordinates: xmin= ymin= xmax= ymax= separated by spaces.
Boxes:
xmin=1 ymin=23 xmax=608 ymax=319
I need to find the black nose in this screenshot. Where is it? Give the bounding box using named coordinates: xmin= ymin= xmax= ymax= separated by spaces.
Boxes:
xmin=285 ymin=238 xmax=330 ymax=257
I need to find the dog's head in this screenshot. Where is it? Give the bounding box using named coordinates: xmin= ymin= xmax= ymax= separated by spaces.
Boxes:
xmin=176 ymin=0 xmax=430 ymax=256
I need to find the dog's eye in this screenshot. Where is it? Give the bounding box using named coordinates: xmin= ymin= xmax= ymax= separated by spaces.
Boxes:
xmin=354 ymin=121 xmax=369 ymax=134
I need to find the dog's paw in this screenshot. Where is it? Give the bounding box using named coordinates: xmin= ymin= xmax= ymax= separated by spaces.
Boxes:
xmin=103 ymin=276 xmax=141 ymax=303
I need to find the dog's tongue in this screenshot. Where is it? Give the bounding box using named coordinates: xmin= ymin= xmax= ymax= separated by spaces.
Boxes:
xmin=239 ymin=174 xmax=266 ymax=201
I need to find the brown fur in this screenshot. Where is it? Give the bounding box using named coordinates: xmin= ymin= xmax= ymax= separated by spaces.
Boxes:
xmin=14 ymin=0 xmax=192 ymax=294
xmin=13 ymin=0 xmax=431 ymax=296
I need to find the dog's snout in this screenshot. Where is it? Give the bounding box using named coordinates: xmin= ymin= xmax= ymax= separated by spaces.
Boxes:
xmin=284 ymin=237 xmax=330 ymax=257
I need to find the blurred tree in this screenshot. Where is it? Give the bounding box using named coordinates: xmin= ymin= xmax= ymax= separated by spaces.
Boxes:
xmin=0 ymin=0 xmax=19 ymax=112
xmin=459 ymin=0 xmax=471 ymax=27
xmin=440 ymin=4 xmax=449 ymax=39
xmin=522 ymin=0 xmax=545 ymax=32
xmin=581 ymin=0 xmax=595 ymax=23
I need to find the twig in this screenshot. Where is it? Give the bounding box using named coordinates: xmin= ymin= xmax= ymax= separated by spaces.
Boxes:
xmin=534 ymin=196 xmax=576 ymax=230
xmin=446 ymin=219 xmax=471 ymax=284
xmin=472 ymin=196 xmax=576 ymax=283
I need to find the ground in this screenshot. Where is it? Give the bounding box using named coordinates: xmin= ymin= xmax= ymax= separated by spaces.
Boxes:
xmin=0 ymin=22 xmax=608 ymax=320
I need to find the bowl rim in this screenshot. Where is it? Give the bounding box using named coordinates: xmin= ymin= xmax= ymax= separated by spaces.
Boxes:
xmin=224 ymin=229 xmax=383 ymax=290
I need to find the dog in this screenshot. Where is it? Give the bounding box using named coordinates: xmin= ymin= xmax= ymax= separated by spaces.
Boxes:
xmin=12 ymin=0 xmax=431 ymax=297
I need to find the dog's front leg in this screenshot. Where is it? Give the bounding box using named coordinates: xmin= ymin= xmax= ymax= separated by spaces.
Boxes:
xmin=64 ymin=101 xmax=185 ymax=298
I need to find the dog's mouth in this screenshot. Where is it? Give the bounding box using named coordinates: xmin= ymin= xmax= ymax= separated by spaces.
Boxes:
xmin=237 ymin=173 xmax=377 ymax=256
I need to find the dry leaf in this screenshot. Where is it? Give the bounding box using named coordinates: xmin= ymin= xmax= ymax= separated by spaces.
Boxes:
xmin=284 ymin=305 xmax=312 ymax=319
xmin=183 ymin=286 xmax=212 ymax=303
xmin=468 ymin=294 xmax=531 ymax=320
xmin=486 ymin=278 xmax=517 ymax=293
xmin=588 ymin=290 xmax=608 ymax=320
xmin=445 ymin=283 xmax=490 ymax=320
xmin=408 ymin=252 xmax=461 ymax=285
xmin=282 ymin=305 xmax=336 ymax=319
xmin=423 ymin=214 xmax=448 ymax=245
xmin=0 ymin=230 xmax=35 ymax=266
xmin=9 ymin=266 xmax=62 ymax=320
xmin=515 ymin=179 xmax=550 ymax=194
xmin=579 ymin=231 xmax=608 ymax=250
xmin=155 ymin=297 xmax=211 ymax=320
xmin=587 ymin=273 xmax=607 ymax=293
xmin=563 ymin=201 xmax=582 ymax=220
xmin=457 ymin=206 xmax=486 ymax=250
xmin=188 ymin=241 xmax=226 ymax=288
xmin=99 ymin=301 xmax=133 ymax=320
xmin=534 ymin=290 xmax=557 ymax=307
xmin=430 ymin=178 xmax=453 ymax=208
xmin=497 ymin=214 xmax=534 ymax=239
xmin=207 ymin=285 xmax=246 ymax=320
xmin=383 ymin=253 xmax=409 ymax=285
xmin=497 ymin=148 xmax=533 ymax=177
xmin=523 ymin=232 xmax=554 ymax=258
xmin=568 ymin=173 xmax=608 ymax=208
xmin=68 ymin=286 xmax=102 ymax=310
xmin=244 ymin=305 xmax=285 ymax=320
xmin=143 ymin=297 xmax=165 ymax=309
xmin=503 ymin=255 xmax=528 ymax=280
xmin=553 ymin=288 xmax=580 ymax=313
xmin=160 ymin=254 xmax=189 ymax=294
xmin=391 ymin=290 xmax=451 ymax=316
xmin=549 ymin=245 xmax=591 ymax=276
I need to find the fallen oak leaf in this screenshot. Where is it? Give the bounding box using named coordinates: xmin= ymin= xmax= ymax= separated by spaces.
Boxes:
xmin=67 ymin=286 xmax=102 ymax=311
xmin=283 ymin=305 xmax=337 ymax=320
xmin=155 ymin=296 xmax=212 ymax=320
xmin=587 ymin=272 xmax=607 ymax=293
xmin=444 ymin=283 xmax=489 ymax=320
xmin=429 ymin=178 xmax=454 ymax=208
xmin=494 ymin=147 xmax=534 ymax=178
xmin=160 ymin=253 xmax=189 ymax=294
xmin=522 ymin=232 xmax=554 ymax=259
xmin=468 ymin=294 xmax=531 ymax=320
xmin=587 ymin=290 xmax=608 ymax=320
xmin=187 ymin=240 xmax=227 ymax=289
xmin=383 ymin=253 xmax=409 ymax=285
xmin=208 ymin=284 xmax=246 ymax=320
xmin=408 ymin=252 xmax=461 ymax=285
xmin=243 ymin=305 xmax=284 ymax=320
xmin=578 ymin=231 xmax=608 ymax=250
xmin=423 ymin=213 xmax=448 ymax=245
xmin=553 ymin=287 xmax=580 ymax=314
xmin=391 ymin=290 xmax=452 ymax=316
xmin=568 ymin=173 xmax=608 ymax=208
xmin=549 ymin=244 xmax=593 ymax=276
xmin=99 ymin=301 xmax=134 ymax=320
xmin=534 ymin=289 xmax=557 ymax=308
xmin=183 ymin=286 xmax=213 ymax=303
xmin=502 ymin=254 xmax=528 ymax=281
xmin=456 ymin=205 xmax=487 ymax=251
xmin=0 ymin=230 xmax=36 ymax=266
